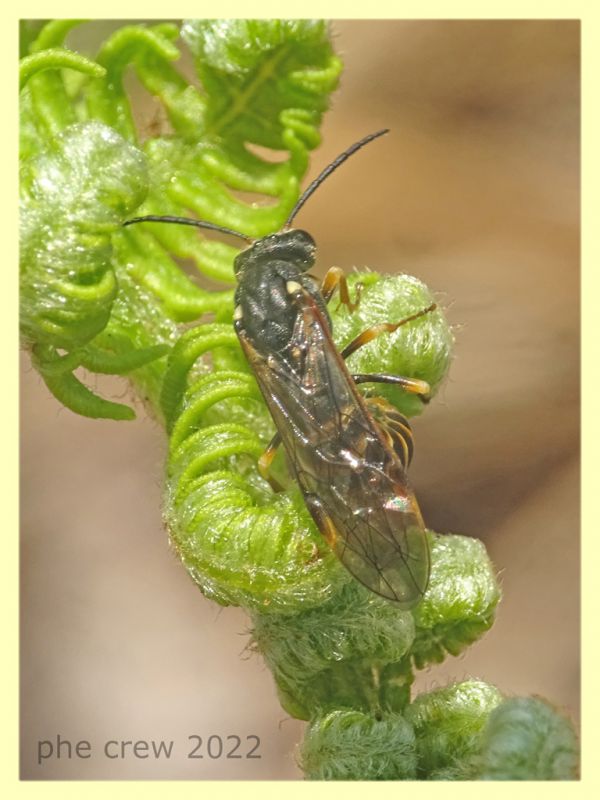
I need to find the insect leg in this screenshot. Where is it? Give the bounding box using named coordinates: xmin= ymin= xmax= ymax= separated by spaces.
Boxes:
xmin=320 ymin=266 xmax=363 ymax=312
xmin=352 ymin=373 xmax=431 ymax=403
xmin=362 ymin=395 xmax=415 ymax=466
xmin=340 ymin=302 xmax=437 ymax=360
xmin=258 ymin=432 xmax=283 ymax=491
xmin=303 ymin=494 xmax=339 ymax=548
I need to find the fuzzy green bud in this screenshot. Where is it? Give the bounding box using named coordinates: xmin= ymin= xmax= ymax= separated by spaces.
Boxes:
xmin=300 ymin=709 xmax=417 ymax=780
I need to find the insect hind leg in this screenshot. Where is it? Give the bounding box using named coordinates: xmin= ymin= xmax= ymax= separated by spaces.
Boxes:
xmin=363 ymin=395 xmax=415 ymax=467
xmin=353 ymin=373 xmax=432 ymax=404
xmin=258 ymin=432 xmax=283 ymax=492
xmin=303 ymin=494 xmax=339 ymax=548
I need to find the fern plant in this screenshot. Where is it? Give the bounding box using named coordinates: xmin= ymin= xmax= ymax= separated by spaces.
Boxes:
xmin=19 ymin=19 xmax=579 ymax=780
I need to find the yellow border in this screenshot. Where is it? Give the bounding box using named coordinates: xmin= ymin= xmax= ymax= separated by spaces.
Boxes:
xmin=7 ymin=1 xmax=595 ymax=796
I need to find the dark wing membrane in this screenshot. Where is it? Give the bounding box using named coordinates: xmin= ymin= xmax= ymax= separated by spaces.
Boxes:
xmin=237 ymin=289 xmax=430 ymax=607
xmin=307 ymin=425 xmax=430 ymax=606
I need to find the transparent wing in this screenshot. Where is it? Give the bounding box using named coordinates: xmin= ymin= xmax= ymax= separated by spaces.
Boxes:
xmin=237 ymin=289 xmax=430 ymax=606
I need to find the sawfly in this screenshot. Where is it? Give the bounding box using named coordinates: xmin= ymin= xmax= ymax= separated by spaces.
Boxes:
xmin=124 ymin=129 xmax=437 ymax=607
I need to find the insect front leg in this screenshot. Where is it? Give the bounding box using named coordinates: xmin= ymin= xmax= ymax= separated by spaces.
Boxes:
xmin=320 ymin=266 xmax=363 ymax=313
xmin=258 ymin=432 xmax=283 ymax=492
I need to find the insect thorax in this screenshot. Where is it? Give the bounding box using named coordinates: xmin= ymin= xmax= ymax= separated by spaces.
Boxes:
xmin=234 ymin=229 xmax=325 ymax=356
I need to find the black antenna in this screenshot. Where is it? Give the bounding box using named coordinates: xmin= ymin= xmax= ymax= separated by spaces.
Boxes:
xmin=123 ymin=215 xmax=253 ymax=244
xmin=284 ymin=128 xmax=389 ymax=228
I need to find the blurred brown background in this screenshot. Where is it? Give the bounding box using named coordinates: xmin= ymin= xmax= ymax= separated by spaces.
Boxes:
xmin=20 ymin=20 xmax=580 ymax=779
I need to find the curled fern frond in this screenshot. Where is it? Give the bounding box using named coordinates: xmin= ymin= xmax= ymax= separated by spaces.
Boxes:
xmin=333 ymin=272 xmax=454 ymax=415
xmin=300 ymin=709 xmax=418 ymax=780
xmin=478 ymin=697 xmax=579 ymax=780
xmin=411 ymin=534 xmax=501 ymax=669
xmin=251 ymin=531 xmax=499 ymax=721
xmin=20 ymin=121 xmax=147 ymax=350
xmin=251 ymin=579 xmax=416 ymax=719
xmin=120 ymin=19 xmax=343 ymax=316
xmin=19 ymin=19 xmax=344 ymax=416
xmin=19 ymin=120 xmax=162 ymax=419
xmin=405 ymin=680 xmax=504 ymax=779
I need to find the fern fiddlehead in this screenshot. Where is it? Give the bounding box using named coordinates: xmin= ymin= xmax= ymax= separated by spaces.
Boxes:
xmin=19 ymin=19 xmax=578 ymax=780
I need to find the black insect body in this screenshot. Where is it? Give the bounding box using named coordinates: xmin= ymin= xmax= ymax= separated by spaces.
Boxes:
xmin=232 ymin=227 xmax=432 ymax=606
xmin=124 ymin=130 xmax=435 ymax=607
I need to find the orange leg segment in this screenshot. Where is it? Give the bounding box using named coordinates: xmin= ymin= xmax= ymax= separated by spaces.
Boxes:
xmin=258 ymin=432 xmax=283 ymax=491
xmin=352 ymin=373 xmax=432 ymax=402
xmin=320 ymin=266 xmax=363 ymax=312
xmin=341 ymin=303 xmax=437 ymax=360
